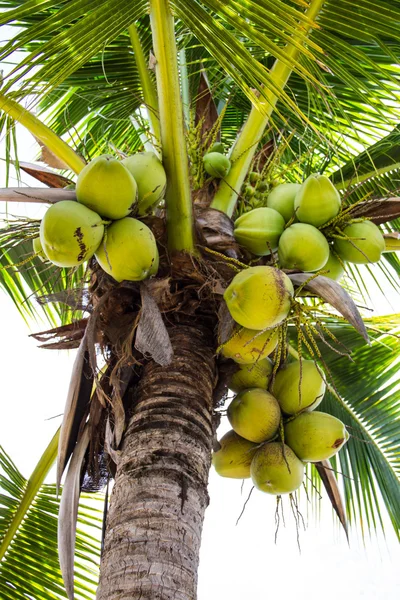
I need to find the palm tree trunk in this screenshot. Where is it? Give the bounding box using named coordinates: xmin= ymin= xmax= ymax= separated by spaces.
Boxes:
xmin=97 ymin=324 xmax=216 ymax=600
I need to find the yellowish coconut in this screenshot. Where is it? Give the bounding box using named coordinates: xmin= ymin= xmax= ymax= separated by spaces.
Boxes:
xmin=266 ymin=183 xmax=301 ymax=223
xmin=272 ymin=360 xmax=326 ymax=415
xmin=333 ymin=220 xmax=385 ymax=264
xmin=319 ymin=251 xmax=345 ymax=281
xmin=234 ymin=207 xmax=285 ymax=256
xmin=122 ymin=151 xmax=166 ymax=215
xmin=228 ymin=388 xmax=281 ymax=443
xmin=229 ymin=358 xmax=273 ymax=393
xmin=221 ymin=327 xmax=278 ymax=365
xmin=224 ymin=266 xmax=294 ymax=330
xmin=95 ymin=217 xmax=158 ymax=282
xmin=32 ymin=236 xmax=48 ymax=262
xmin=212 ymin=430 xmax=258 ymax=479
xmin=294 ymin=174 xmax=341 ymax=227
xmin=284 ymin=411 xmax=349 ymax=462
xmin=76 ymin=154 xmax=137 ymax=220
xmin=278 ymin=223 xmax=330 ymax=272
xmin=203 ymin=152 xmax=231 ymax=178
xmin=251 ymin=442 xmax=304 ymax=495
xmin=40 ymin=201 xmax=104 ymax=268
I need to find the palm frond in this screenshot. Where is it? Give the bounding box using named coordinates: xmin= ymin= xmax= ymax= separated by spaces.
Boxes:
xmin=0 ymin=436 xmax=102 ymax=600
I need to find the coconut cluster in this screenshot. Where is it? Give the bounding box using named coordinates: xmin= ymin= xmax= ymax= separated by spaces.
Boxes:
xmin=33 ymin=152 xmax=166 ymax=282
xmin=213 ymin=357 xmax=349 ymax=494
xmin=234 ymin=173 xmax=385 ymax=277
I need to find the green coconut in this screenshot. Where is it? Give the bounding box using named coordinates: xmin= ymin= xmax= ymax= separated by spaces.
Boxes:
xmin=32 ymin=236 xmax=48 ymax=262
xmin=76 ymin=154 xmax=137 ymax=220
xmin=224 ymin=266 xmax=294 ymax=330
xmin=122 ymin=151 xmax=166 ymax=215
xmin=212 ymin=430 xmax=258 ymax=479
xmin=203 ymin=152 xmax=231 ymax=178
xmin=209 ymin=142 xmax=225 ymax=154
xmin=95 ymin=217 xmax=158 ymax=282
xmin=249 ymin=171 xmax=260 ymax=184
xmin=234 ymin=207 xmax=285 ymax=256
xmin=284 ymin=411 xmax=349 ymax=462
xmin=229 ymin=358 xmax=273 ymax=393
xmin=272 ymin=360 xmax=326 ymax=415
xmin=266 ymin=183 xmax=301 ymax=223
xmin=40 ymin=201 xmax=104 ymax=268
xmin=221 ymin=327 xmax=278 ymax=364
xmin=227 ymin=388 xmax=281 ymax=443
xmin=333 ymin=220 xmax=385 ymax=264
xmin=320 ymin=251 xmax=345 ymax=281
xmin=294 ymin=174 xmax=341 ymax=227
xmin=251 ymin=442 xmax=304 ymax=495
xmin=278 ymin=223 xmax=330 ymax=272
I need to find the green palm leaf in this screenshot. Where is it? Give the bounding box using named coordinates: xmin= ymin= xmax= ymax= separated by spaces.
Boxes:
xmin=0 ymin=432 xmax=102 ymax=599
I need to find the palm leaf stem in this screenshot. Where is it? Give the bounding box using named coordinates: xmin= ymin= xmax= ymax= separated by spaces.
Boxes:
xmin=149 ymin=0 xmax=194 ymax=253
xmin=210 ymin=0 xmax=325 ymax=217
xmin=128 ymin=23 xmax=161 ymax=147
xmin=0 ymin=93 xmax=85 ymax=175
xmin=0 ymin=428 xmax=59 ymax=562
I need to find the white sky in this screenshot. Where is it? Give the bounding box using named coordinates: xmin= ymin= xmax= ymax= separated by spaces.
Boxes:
xmin=1 ymin=114 xmax=399 ymax=600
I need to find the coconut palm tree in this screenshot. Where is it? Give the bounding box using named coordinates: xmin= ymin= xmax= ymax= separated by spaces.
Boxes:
xmin=0 ymin=1 xmax=400 ymax=599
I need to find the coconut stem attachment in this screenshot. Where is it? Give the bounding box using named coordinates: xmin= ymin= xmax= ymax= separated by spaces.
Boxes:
xmin=210 ymin=0 xmax=325 ymax=218
xmin=149 ymin=0 xmax=195 ymax=253
xmin=128 ymin=23 xmax=161 ymax=148
xmin=0 ymin=93 xmax=86 ymax=175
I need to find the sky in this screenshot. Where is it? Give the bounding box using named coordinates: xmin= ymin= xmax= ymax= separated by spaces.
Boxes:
xmin=1 ymin=110 xmax=400 ymax=600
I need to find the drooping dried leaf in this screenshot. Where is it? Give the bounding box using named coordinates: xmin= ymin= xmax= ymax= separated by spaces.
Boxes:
xmin=217 ymin=300 xmax=236 ymax=345
xmin=135 ymin=282 xmax=174 ymax=366
xmin=58 ymin=425 xmax=90 ymax=600
xmin=196 ymin=206 xmax=239 ymax=257
xmin=0 ymin=187 xmax=76 ymax=204
xmin=315 ymin=460 xmax=349 ymax=539
xmin=195 ymin=71 xmax=219 ymax=143
xmin=289 ymin=273 xmax=369 ymax=343
xmin=30 ymin=318 xmax=88 ymax=349
xmin=14 ymin=160 xmax=73 ymax=188
xmin=35 ymin=136 xmax=82 ymax=170
xmin=56 ymin=334 xmax=93 ymax=491
xmin=349 ymin=197 xmax=400 ymax=225
xmin=36 ymin=288 xmax=91 ymax=312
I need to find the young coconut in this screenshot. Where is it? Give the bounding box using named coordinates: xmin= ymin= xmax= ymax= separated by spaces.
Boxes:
xmin=229 ymin=358 xmax=273 ymax=393
xmin=122 ymin=151 xmax=166 ymax=215
xmin=294 ymin=174 xmax=341 ymax=227
xmin=319 ymin=251 xmax=345 ymax=281
xmin=95 ymin=217 xmax=158 ymax=282
xmin=32 ymin=236 xmax=48 ymax=262
xmin=203 ymin=152 xmax=231 ymax=178
xmin=76 ymin=154 xmax=137 ymax=220
xmin=251 ymin=443 xmax=304 ymax=495
xmin=209 ymin=142 xmax=224 ymax=154
xmin=272 ymin=360 xmax=326 ymax=415
xmin=278 ymin=223 xmax=330 ymax=272
xmin=333 ymin=220 xmax=385 ymax=264
xmin=266 ymin=182 xmax=301 ymax=223
xmin=224 ymin=266 xmax=294 ymax=330
xmin=221 ymin=327 xmax=278 ymax=364
xmin=284 ymin=411 xmax=349 ymax=462
xmin=212 ymin=430 xmax=258 ymax=479
xmin=234 ymin=207 xmax=285 ymax=256
xmin=40 ymin=201 xmax=104 ymax=268
xmin=227 ymin=388 xmax=281 ymax=443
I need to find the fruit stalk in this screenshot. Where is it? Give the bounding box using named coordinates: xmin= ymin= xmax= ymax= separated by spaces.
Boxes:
xmin=210 ymin=0 xmax=325 ymax=217
xmin=128 ymin=23 xmax=161 ymax=147
xmin=149 ymin=0 xmax=195 ymax=253
xmin=0 ymin=93 xmax=86 ymax=175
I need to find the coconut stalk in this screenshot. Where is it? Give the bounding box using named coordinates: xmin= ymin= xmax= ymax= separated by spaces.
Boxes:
xmin=211 ymin=0 xmax=325 ymax=218
xmin=128 ymin=23 xmax=161 ymax=148
xmin=0 ymin=93 xmax=86 ymax=175
xmin=149 ymin=0 xmax=195 ymax=253
xmin=97 ymin=325 xmax=215 ymax=600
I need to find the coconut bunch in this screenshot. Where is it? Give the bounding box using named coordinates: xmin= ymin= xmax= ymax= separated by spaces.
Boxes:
xmin=32 ymin=152 xmax=167 ymax=282
xmin=233 ymin=173 xmax=386 ymax=279
xmin=213 ymin=357 xmax=349 ymax=495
